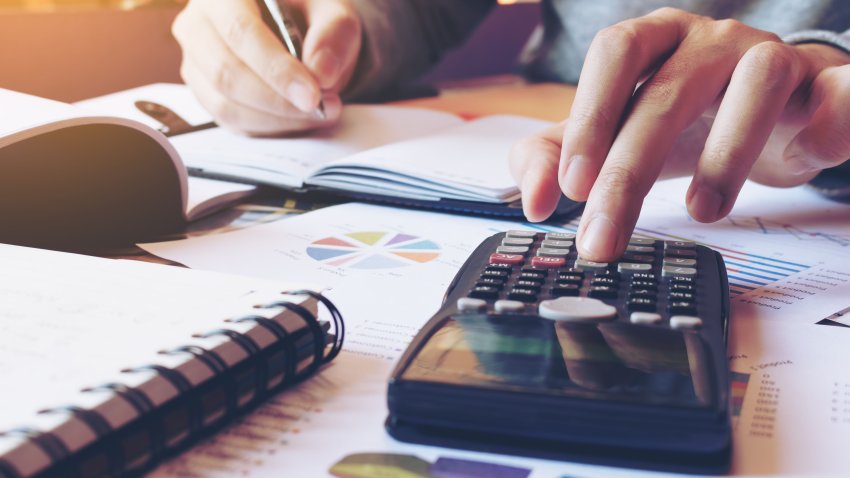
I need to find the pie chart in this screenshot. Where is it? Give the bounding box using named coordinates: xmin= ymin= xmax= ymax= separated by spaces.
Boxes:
xmin=306 ymin=231 xmax=441 ymax=269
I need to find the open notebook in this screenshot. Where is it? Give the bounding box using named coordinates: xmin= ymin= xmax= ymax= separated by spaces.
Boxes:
xmin=0 ymin=244 xmax=343 ymax=478
xmin=78 ymin=84 xmax=583 ymax=217
xmin=0 ymin=88 xmax=256 ymax=250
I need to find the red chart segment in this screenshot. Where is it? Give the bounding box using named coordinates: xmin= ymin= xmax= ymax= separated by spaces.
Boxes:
xmin=306 ymin=231 xmax=441 ymax=269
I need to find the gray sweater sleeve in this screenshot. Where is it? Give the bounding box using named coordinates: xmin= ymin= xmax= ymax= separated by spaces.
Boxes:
xmin=344 ymin=0 xmax=495 ymax=101
xmin=783 ymin=28 xmax=850 ymax=56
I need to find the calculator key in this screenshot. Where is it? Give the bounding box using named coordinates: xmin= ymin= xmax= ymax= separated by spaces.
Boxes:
xmin=591 ymin=277 xmax=619 ymax=287
xmin=630 ymin=312 xmax=663 ymax=325
xmin=531 ymin=256 xmax=566 ymax=268
xmin=539 ymin=297 xmax=617 ymax=322
xmin=618 ymin=263 xmax=652 ymax=274
xmin=514 ymin=280 xmax=542 ymax=291
xmin=628 ymin=237 xmax=656 ymax=246
xmin=663 ymin=257 xmax=697 ymax=267
xmin=662 ymin=266 xmax=697 ymax=277
xmin=541 ymin=239 xmax=574 ymax=249
xmin=476 ymin=278 xmax=505 ymax=288
xmin=670 ymin=276 xmax=696 ymax=285
xmin=551 ymin=284 xmax=581 ymax=297
xmin=457 ymin=297 xmax=487 ymax=312
xmin=629 ymin=289 xmax=657 ymax=299
xmin=670 ymin=283 xmax=695 ymax=293
xmin=517 ymin=272 xmax=545 ymax=283
xmin=497 ymin=246 xmax=530 ymax=255
xmin=486 ymin=263 xmax=513 ymax=272
xmin=575 ymin=259 xmax=608 ymax=269
xmin=490 ymin=253 xmax=524 ymax=265
xmin=537 ymin=247 xmax=570 ymax=257
xmin=664 ymin=248 xmax=697 ymax=258
xmin=626 ymin=245 xmax=655 ymax=253
xmin=508 ymin=288 xmax=538 ymax=302
xmin=556 ymin=273 xmax=584 ymax=284
xmin=631 ymin=280 xmax=658 ymax=290
xmin=668 ymin=291 xmax=695 ymax=301
xmin=669 ymin=301 xmax=697 ymax=315
xmin=502 ymin=237 xmax=534 ymax=247
xmin=631 ymin=272 xmax=657 ymax=281
xmin=494 ymin=300 xmax=526 ymax=314
xmin=588 ymin=285 xmax=618 ymax=299
xmin=506 ymin=230 xmax=536 ymax=238
xmin=481 ymin=269 xmax=509 ymax=279
xmin=622 ymin=254 xmax=654 ymax=264
xmin=545 ymin=232 xmax=576 ymax=241
xmin=670 ymin=315 xmax=703 ymax=329
xmin=521 ymin=266 xmax=549 ymax=275
xmin=627 ymin=297 xmax=657 ymax=312
xmin=469 ymin=286 xmax=500 ymax=300
xmin=665 ymin=240 xmax=696 ymax=249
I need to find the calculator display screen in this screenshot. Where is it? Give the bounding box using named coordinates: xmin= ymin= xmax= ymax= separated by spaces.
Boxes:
xmin=402 ymin=315 xmax=714 ymax=408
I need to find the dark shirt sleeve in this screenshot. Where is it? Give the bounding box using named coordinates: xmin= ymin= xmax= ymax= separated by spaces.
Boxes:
xmin=344 ymin=0 xmax=496 ymax=101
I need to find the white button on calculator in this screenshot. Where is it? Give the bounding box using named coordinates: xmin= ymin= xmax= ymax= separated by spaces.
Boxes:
xmin=495 ymin=300 xmax=526 ymax=314
xmin=457 ymin=298 xmax=487 ymax=312
xmin=538 ymin=297 xmax=617 ymax=322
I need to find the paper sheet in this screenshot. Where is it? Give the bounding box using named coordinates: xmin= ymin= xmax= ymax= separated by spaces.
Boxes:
xmin=140 ymin=180 xmax=850 ymax=477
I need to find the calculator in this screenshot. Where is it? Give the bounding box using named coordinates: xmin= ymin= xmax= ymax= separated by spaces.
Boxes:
xmin=386 ymin=230 xmax=732 ymax=474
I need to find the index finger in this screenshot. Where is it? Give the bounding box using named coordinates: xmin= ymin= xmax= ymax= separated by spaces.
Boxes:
xmin=204 ymin=0 xmax=322 ymax=111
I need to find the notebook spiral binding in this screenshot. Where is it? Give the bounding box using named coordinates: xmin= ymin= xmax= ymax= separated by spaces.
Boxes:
xmin=0 ymin=291 xmax=343 ymax=478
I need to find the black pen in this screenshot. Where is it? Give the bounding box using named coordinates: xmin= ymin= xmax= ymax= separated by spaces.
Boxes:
xmin=255 ymin=0 xmax=327 ymax=119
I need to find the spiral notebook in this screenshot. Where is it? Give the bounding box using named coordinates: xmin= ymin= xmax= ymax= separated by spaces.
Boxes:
xmin=0 ymin=244 xmax=344 ymax=478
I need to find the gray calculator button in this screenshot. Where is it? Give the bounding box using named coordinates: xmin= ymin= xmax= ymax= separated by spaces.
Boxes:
xmin=537 ymin=247 xmax=570 ymax=257
xmin=541 ymin=239 xmax=573 ymax=248
xmin=628 ymin=237 xmax=655 ymax=245
xmin=497 ymin=246 xmax=529 ymax=255
xmin=630 ymin=312 xmax=663 ymax=325
xmin=618 ymin=262 xmax=652 ymax=273
xmin=506 ymin=230 xmax=536 ymax=238
xmin=539 ymin=297 xmax=617 ymax=322
xmin=662 ymin=265 xmax=698 ymax=277
xmin=457 ymin=298 xmax=487 ymax=312
xmin=670 ymin=315 xmax=703 ymax=329
xmin=545 ymin=232 xmax=576 ymax=240
xmin=495 ymin=300 xmax=526 ymax=314
xmin=502 ymin=237 xmax=534 ymax=247
xmin=575 ymin=258 xmax=608 ymax=269
xmin=663 ymin=257 xmax=697 ymax=267
xmin=626 ymin=245 xmax=655 ymax=253
xmin=665 ymin=240 xmax=696 ymax=249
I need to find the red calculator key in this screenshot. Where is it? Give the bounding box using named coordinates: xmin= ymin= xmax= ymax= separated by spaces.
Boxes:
xmin=531 ymin=256 xmax=565 ymax=268
xmin=489 ymin=253 xmax=524 ymax=265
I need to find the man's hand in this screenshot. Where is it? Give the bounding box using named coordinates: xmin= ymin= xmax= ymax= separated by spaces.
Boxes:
xmin=172 ymin=0 xmax=362 ymax=136
xmin=510 ymin=7 xmax=850 ymax=262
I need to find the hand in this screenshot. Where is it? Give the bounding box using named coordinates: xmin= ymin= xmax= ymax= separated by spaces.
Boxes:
xmin=172 ymin=0 xmax=362 ymax=136
xmin=510 ymin=7 xmax=850 ymax=262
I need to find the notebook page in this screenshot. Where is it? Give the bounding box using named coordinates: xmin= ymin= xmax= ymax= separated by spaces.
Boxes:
xmin=0 ymin=89 xmax=82 ymax=142
xmin=0 ymin=244 xmax=314 ymax=438
xmin=169 ymin=105 xmax=464 ymax=188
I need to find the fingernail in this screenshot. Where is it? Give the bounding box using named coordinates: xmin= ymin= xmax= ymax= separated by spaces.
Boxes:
xmin=560 ymin=155 xmax=592 ymax=199
xmin=579 ymin=215 xmax=620 ymax=260
xmin=286 ymin=80 xmax=318 ymax=113
xmin=308 ymin=49 xmax=340 ymax=87
xmin=690 ymin=184 xmax=724 ymax=222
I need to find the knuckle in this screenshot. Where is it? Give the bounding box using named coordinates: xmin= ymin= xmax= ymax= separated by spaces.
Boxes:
xmin=596 ymin=164 xmax=644 ymax=198
xmin=739 ymin=42 xmax=800 ymax=85
xmin=701 ymin=141 xmax=752 ymax=179
xmin=710 ymin=18 xmax=747 ymax=38
xmin=211 ymin=62 xmax=236 ymax=95
xmin=569 ymin=105 xmax=617 ymax=134
xmin=223 ymin=14 xmax=254 ymax=48
xmin=592 ymin=24 xmax=644 ymax=60
xmin=649 ymin=6 xmax=688 ymax=20
xmin=635 ymin=73 xmax=684 ymax=122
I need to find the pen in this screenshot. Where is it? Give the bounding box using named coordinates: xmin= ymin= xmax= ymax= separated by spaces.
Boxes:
xmin=255 ymin=0 xmax=327 ymax=119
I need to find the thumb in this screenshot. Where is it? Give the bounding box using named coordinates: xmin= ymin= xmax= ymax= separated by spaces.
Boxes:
xmin=783 ymin=65 xmax=850 ymax=175
xmin=298 ymin=0 xmax=362 ymax=91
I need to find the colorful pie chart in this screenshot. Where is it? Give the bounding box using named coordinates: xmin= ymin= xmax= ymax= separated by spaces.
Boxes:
xmin=306 ymin=231 xmax=441 ymax=269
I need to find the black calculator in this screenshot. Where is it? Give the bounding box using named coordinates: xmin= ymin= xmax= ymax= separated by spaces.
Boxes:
xmin=387 ymin=230 xmax=732 ymax=474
